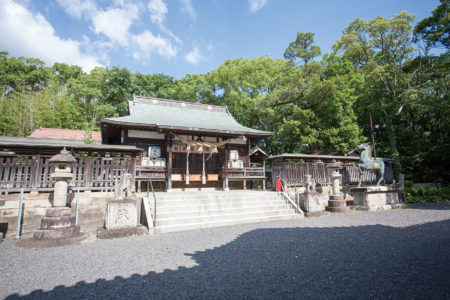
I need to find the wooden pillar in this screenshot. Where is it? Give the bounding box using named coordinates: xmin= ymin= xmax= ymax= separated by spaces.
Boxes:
xmin=30 ymin=154 xmax=40 ymax=192
xmin=263 ymin=158 xmax=266 ymax=191
xmin=85 ymin=154 xmax=92 ymax=191
xmin=167 ymin=135 xmax=173 ymax=192
xmin=131 ymin=153 xmax=136 ymax=193
xmin=224 ymin=145 xmax=229 ymax=191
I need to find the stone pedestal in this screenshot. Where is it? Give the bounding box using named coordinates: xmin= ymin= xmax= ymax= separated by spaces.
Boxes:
xmin=326 ymin=194 xmax=350 ymax=213
xmin=351 ymin=186 xmax=405 ymax=211
xmin=299 ymin=191 xmax=330 ymax=217
xmin=34 ymin=207 xmax=80 ymax=240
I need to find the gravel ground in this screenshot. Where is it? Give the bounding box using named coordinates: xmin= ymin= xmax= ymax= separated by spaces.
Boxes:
xmin=1 ymin=203 xmax=449 ymax=299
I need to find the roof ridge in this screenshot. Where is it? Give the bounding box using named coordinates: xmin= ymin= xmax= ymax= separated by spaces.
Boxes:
xmin=133 ymin=96 xmax=226 ymax=112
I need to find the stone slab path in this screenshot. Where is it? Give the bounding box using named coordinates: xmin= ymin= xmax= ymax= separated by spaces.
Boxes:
xmin=1 ymin=203 xmax=449 ymax=299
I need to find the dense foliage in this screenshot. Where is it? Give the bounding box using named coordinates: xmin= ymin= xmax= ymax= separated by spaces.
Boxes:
xmin=405 ymin=185 xmax=450 ymax=203
xmin=0 ymin=2 xmax=448 ymax=183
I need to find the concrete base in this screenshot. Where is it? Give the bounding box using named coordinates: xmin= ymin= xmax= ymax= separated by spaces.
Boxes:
xmin=97 ymin=225 xmax=147 ymax=239
xmin=352 ymin=203 xmax=405 ymax=211
xmin=15 ymin=232 xmax=88 ymax=249
xmin=326 ymin=195 xmax=351 ymax=213
xmin=351 ymin=186 xmax=405 ymax=211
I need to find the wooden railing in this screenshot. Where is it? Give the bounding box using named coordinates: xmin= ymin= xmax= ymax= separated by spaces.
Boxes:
xmin=1 ymin=153 xmax=136 ymax=193
xmin=136 ymin=166 xmax=166 ymax=181
xmin=272 ymin=162 xmax=394 ymax=187
xmin=226 ymin=167 xmax=265 ymax=179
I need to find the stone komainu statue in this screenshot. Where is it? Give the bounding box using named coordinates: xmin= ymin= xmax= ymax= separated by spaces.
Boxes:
xmin=304 ymin=174 xmax=316 ymax=192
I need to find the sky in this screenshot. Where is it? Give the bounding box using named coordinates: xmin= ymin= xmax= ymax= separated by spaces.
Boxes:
xmin=0 ymin=0 xmax=440 ymax=78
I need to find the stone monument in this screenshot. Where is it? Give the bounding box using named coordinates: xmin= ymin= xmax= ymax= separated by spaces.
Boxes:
xmin=326 ymin=161 xmax=350 ymax=213
xmin=299 ymin=175 xmax=329 ymax=217
xmin=34 ymin=148 xmax=81 ymax=240
xmin=98 ymin=173 xmax=144 ymax=239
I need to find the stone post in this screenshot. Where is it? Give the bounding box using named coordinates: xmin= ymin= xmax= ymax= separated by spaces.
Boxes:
xmin=51 ymin=166 xmax=74 ymax=207
xmin=398 ymin=173 xmax=405 ymax=204
xmin=49 ymin=148 xmax=77 ymax=207
xmin=399 ymin=174 xmax=405 ymax=190
xmin=331 ymin=170 xmax=341 ymax=196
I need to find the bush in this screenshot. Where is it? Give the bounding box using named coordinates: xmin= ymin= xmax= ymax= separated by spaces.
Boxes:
xmin=404 ymin=185 xmax=450 ymax=203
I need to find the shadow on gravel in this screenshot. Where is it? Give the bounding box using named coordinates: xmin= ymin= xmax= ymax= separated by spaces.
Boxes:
xmin=6 ymin=220 xmax=450 ymax=299
xmin=407 ymin=202 xmax=450 ymax=210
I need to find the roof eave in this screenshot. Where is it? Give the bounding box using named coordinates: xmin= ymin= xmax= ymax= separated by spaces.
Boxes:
xmin=101 ymin=119 xmax=273 ymax=138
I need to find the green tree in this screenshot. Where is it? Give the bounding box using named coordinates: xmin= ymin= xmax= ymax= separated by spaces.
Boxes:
xmin=311 ymin=56 xmax=365 ymax=152
xmin=101 ymin=66 xmax=133 ymax=116
xmin=414 ymin=0 xmax=449 ymax=49
xmin=333 ymin=12 xmax=418 ymax=160
xmin=132 ymin=73 xmax=175 ymax=98
xmin=284 ymin=32 xmax=321 ymax=66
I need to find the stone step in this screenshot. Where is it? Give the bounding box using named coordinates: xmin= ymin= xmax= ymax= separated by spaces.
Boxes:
xmin=157 ymin=204 xmax=292 ymax=219
xmin=153 ymin=196 xmax=281 ymax=208
xmin=155 ymin=199 xmax=285 ymax=212
xmin=153 ymin=214 xmax=302 ymax=234
xmin=155 ymin=209 xmax=297 ymax=227
xmin=153 ymin=191 xmax=280 ymax=201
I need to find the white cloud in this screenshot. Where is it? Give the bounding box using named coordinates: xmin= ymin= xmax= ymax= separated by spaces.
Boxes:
xmin=180 ymin=0 xmax=195 ymax=20
xmin=0 ymin=0 xmax=102 ymax=72
xmin=132 ymin=30 xmax=177 ymax=59
xmin=248 ymin=0 xmax=268 ymax=13
xmin=184 ymin=45 xmax=204 ymax=65
xmin=147 ymin=0 xmax=167 ymax=25
xmin=146 ymin=0 xmax=182 ymax=44
xmin=56 ymin=0 xmax=97 ymax=19
xmin=92 ymin=4 xmax=139 ymax=46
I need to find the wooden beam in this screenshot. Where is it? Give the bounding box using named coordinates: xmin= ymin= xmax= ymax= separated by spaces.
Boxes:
xmin=167 ymin=135 xmax=173 ymax=192
xmin=224 ymin=145 xmax=229 ymax=191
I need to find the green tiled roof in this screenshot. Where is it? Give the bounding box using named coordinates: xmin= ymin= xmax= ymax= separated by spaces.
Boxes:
xmin=101 ymin=96 xmax=273 ymax=137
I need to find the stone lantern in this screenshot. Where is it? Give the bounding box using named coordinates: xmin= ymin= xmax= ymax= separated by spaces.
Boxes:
xmin=49 ymin=148 xmax=76 ymax=207
xmin=326 ymin=160 xmax=350 ymax=213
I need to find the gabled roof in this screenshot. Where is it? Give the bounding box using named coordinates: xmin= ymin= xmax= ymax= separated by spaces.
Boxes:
xmin=101 ymin=96 xmax=273 ymax=137
xmin=250 ymin=146 xmax=268 ymax=157
xmin=29 ymin=128 xmax=102 ymax=142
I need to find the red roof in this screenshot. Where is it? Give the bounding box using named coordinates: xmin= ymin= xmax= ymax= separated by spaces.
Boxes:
xmin=29 ymin=128 xmax=102 ymax=142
